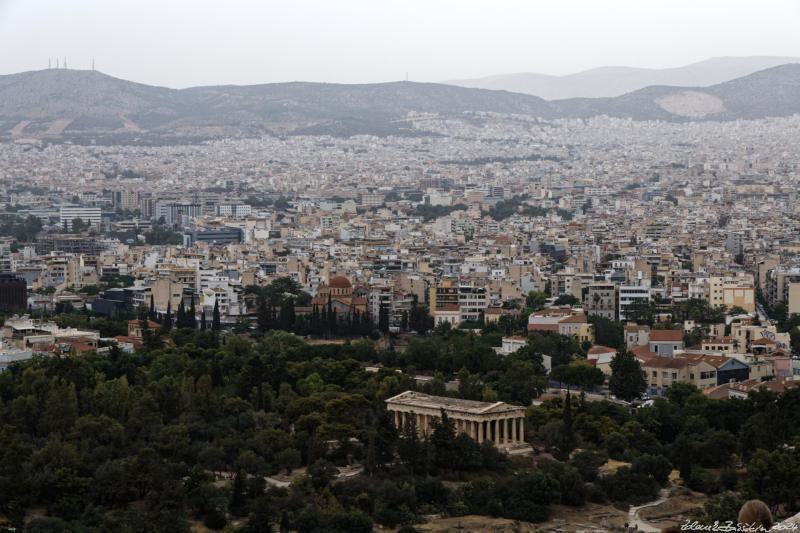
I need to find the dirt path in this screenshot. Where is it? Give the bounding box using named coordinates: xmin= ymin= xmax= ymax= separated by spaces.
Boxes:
xmin=629 ymin=487 xmax=671 ymax=532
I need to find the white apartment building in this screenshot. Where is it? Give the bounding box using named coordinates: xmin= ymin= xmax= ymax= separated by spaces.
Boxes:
xmin=217 ymin=204 xmax=252 ymax=217
xmin=59 ymin=207 xmax=101 ymax=230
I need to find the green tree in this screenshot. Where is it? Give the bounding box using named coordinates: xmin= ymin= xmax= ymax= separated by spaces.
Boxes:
xmin=378 ymin=303 xmax=390 ymax=334
xmin=553 ymin=294 xmax=580 ymax=306
xmin=609 ymin=349 xmax=646 ymax=402
xmin=526 ymin=290 xmax=547 ymax=311
xmin=212 ymin=299 xmax=221 ymax=331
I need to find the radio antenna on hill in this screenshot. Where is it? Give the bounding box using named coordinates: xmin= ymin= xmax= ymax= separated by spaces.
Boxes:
xmin=56 ymin=57 xmax=59 ymax=69
xmin=64 ymin=57 xmax=67 ymax=69
xmin=92 ymin=58 xmax=95 ymax=71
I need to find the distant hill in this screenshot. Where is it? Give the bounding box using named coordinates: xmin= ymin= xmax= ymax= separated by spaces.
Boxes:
xmin=447 ymin=56 xmax=800 ymax=99
xmin=1 ymin=62 xmax=800 ymax=143
xmin=554 ymin=63 xmax=800 ymax=121
xmin=0 ymin=69 xmax=555 ymax=142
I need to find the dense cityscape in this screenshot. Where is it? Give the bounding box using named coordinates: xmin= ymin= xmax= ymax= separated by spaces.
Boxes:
xmin=0 ymin=105 xmax=799 ymax=532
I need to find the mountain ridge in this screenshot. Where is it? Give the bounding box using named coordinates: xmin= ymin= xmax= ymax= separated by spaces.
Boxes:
xmin=2 ymin=63 xmax=800 ymax=142
xmin=446 ymin=56 xmax=800 ymax=99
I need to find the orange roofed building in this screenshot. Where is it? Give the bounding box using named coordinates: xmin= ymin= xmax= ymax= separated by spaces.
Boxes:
xmin=312 ymin=276 xmax=368 ymax=319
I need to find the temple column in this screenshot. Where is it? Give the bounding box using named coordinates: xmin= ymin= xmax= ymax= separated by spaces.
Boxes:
xmin=518 ymin=417 xmax=525 ymax=443
xmin=505 ymin=418 xmax=511 ymax=445
xmin=510 ymin=416 xmax=516 ymax=443
xmin=477 ymin=421 xmax=483 ymax=443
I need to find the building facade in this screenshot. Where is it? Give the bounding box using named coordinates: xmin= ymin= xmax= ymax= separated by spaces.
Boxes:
xmin=386 ymin=391 xmax=526 ymax=447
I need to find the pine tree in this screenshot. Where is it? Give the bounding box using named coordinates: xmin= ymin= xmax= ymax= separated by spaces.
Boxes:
xmin=401 ymin=310 xmax=409 ymax=332
xmin=212 ymin=299 xmax=221 ymax=331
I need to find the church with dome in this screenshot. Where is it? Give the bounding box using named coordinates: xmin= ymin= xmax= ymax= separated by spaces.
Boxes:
xmin=311 ymin=276 xmax=368 ymax=318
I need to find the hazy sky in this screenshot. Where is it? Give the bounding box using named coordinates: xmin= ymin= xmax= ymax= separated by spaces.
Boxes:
xmin=1 ymin=0 xmax=799 ymax=88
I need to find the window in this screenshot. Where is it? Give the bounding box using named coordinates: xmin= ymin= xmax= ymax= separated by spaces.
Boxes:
xmin=672 ymin=373 xmax=677 ymax=380
xmin=652 ymin=371 xmax=657 ymax=378
xmin=690 ymin=373 xmax=694 ymax=380
xmin=662 ymin=371 xmax=668 ymax=378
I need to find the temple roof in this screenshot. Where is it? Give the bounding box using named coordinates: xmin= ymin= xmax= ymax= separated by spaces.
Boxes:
xmin=385 ymin=391 xmax=525 ymax=415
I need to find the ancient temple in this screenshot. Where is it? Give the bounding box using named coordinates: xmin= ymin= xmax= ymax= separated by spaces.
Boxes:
xmin=385 ymin=391 xmax=526 ymax=447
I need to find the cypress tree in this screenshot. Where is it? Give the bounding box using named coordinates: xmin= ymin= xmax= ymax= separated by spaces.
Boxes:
xmin=176 ymin=299 xmax=186 ymax=328
xmin=378 ymin=303 xmax=389 ymax=334
xmin=149 ymin=294 xmax=156 ymax=321
xmin=164 ymin=299 xmax=173 ymax=330
xmin=327 ymin=294 xmax=336 ymax=334
xmin=257 ymin=295 xmax=269 ymax=333
xmin=189 ymin=296 xmax=197 ymax=329
xmin=212 ymin=299 xmax=221 ymax=331
xmin=200 ymin=310 xmax=207 ymax=330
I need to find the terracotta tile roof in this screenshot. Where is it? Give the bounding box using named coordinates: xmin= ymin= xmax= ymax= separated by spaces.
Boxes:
xmin=588 ymin=345 xmax=616 ymax=355
xmin=559 ymin=313 xmax=589 ymax=324
xmin=649 ymin=330 xmax=684 ymax=342
xmin=528 ymin=323 xmax=559 ymax=332
xmin=642 ymin=357 xmax=690 ymax=369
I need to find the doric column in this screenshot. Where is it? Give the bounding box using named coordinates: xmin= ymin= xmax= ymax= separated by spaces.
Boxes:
xmin=477 ymin=421 xmax=483 ymax=443
xmin=511 ymin=416 xmax=516 ymax=443
xmin=394 ymin=410 xmax=400 ymax=428
xmin=505 ymin=418 xmax=511 ymax=444
xmin=519 ymin=417 xmax=525 ymax=443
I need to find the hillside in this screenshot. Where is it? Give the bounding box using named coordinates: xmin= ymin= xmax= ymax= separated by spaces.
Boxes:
xmin=0 ymin=70 xmax=556 ymax=142
xmin=1 ymin=63 xmax=800 ymax=142
xmin=447 ymin=56 xmax=800 ymax=99
xmin=554 ymin=63 xmax=800 ymax=121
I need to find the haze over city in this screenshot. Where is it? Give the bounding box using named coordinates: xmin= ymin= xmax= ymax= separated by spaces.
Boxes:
xmin=1 ymin=0 xmax=800 ymax=87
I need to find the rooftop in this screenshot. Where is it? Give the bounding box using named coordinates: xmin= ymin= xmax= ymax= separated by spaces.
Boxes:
xmin=386 ymin=391 xmax=525 ymax=415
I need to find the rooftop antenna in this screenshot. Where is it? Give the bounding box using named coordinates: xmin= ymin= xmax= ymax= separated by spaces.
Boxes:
xmin=64 ymin=57 xmax=67 ymax=69
xmin=92 ymin=58 xmax=95 ymax=71
xmin=56 ymin=57 xmax=59 ymax=69
xmin=48 ymin=58 xmax=51 ymax=69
